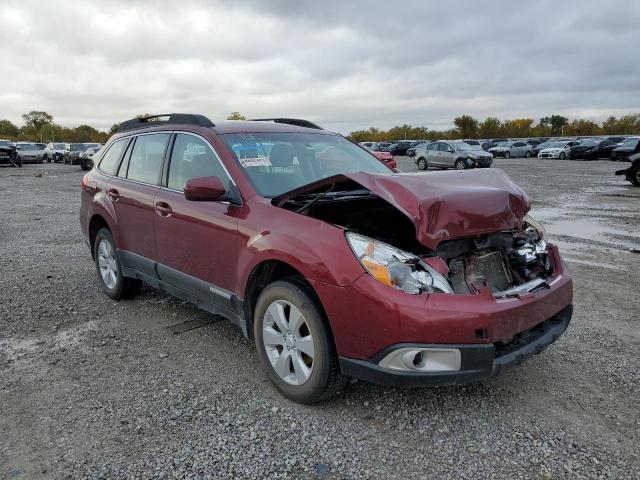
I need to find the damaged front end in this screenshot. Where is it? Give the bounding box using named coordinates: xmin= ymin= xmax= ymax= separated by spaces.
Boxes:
xmin=274 ymin=170 xmax=555 ymax=298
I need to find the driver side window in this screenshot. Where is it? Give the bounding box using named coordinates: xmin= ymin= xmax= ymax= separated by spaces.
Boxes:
xmin=167 ymin=134 xmax=231 ymax=192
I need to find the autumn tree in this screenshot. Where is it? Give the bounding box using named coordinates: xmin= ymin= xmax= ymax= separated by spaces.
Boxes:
xmin=453 ymin=115 xmax=479 ymax=138
xmin=0 ymin=119 xmax=20 ymax=137
xmin=479 ymin=117 xmax=501 ymax=138
xmin=227 ymin=112 xmax=246 ymax=120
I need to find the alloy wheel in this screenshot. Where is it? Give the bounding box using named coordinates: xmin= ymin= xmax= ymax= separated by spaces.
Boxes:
xmin=262 ymin=300 xmax=315 ymax=385
xmin=97 ymin=239 xmax=118 ymax=289
xmin=455 ymin=160 xmax=465 ymax=170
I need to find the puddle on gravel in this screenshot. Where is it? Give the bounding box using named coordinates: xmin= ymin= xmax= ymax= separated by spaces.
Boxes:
xmin=530 ymin=206 xmax=640 ymax=257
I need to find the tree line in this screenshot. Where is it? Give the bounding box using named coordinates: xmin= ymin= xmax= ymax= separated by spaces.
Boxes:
xmin=347 ymin=113 xmax=640 ymax=143
xmin=2 ymin=111 xmax=639 ymax=144
xmin=0 ymin=111 xmax=111 ymax=144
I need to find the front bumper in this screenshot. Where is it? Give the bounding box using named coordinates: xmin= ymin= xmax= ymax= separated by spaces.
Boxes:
xmin=339 ymin=304 xmax=572 ymax=386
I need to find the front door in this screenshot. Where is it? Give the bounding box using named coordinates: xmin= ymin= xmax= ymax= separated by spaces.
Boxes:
xmin=153 ymin=133 xmax=239 ymax=309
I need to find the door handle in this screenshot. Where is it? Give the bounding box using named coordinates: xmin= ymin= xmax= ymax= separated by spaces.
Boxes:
xmin=107 ymin=188 xmax=120 ymax=201
xmin=155 ymin=201 xmax=172 ymax=217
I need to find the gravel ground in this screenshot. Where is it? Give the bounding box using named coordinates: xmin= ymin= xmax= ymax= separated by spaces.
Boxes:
xmin=1 ymin=158 xmax=639 ymax=479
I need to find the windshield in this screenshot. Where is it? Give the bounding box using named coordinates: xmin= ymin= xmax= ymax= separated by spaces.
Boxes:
xmin=621 ymin=139 xmax=639 ymax=147
xmin=17 ymin=143 xmax=38 ymax=149
xmin=0 ymin=141 xmax=12 ymax=146
xmin=70 ymin=144 xmax=86 ymax=151
xmin=452 ymin=142 xmax=473 ymax=151
xmin=53 ymin=143 xmax=64 ymax=149
xmin=496 ymin=142 xmax=511 ymax=147
xmin=546 ymin=142 xmax=566 ymax=148
xmin=579 ymin=140 xmax=597 ymax=147
xmin=221 ymin=132 xmax=391 ymax=197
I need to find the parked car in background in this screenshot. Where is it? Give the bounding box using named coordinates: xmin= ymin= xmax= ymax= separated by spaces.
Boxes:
xmin=525 ymin=139 xmax=542 ymax=147
xmin=45 ymin=142 xmax=66 ymax=163
xmin=605 ymin=136 xmax=627 ymax=144
xmin=15 ymin=142 xmax=46 ymax=164
xmin=415 ymin=140 xmax=493 ymax=170
xmin=615 ymin=152 xmax=640 ymax=186
xmin=64 ymin=143 xmax=90 ymax=165
xmin=80 ymin=113 xmax=572 ymax=403
xmin=388 ymin=141 xmax=414 ymax=156
xmin=363 ymin=146 xmax=397 ymax=169
xmin=610 ymin=137 xmax=640 ymax=161
xmin=406 ymin=140 xmax=429 ymax=157
xmin=569 ymin=139 xmax=619 ymax=160
xmin=482 ymin=139 xmax=507 ymax=151
xmin=358 ymin=142 xmax=375 ymax=149
xmin=537 ymin=141 xmax=576 ymax=159
xmin=0 ymin=139 xmax=20 ymax=167
xmin=80 ymin=145 xmax=103 ymax=170
xmin=489 ymin=141 xmax=533 ymax=158
xmin=371 ymin=142 xmax=391 ymax=152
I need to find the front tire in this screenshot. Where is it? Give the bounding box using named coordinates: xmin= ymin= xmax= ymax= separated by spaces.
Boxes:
xmin=455 ymin=159 xmax=466 ymax=170
xmin=417 ymin=157 xmax=427 ymax=170
xmin=504 ymin=151 xmax=510 ymax=159
xmin=93 ymin=228 xmax=141 ymax=300
xmin=559 ymin=152 xmax=566 ymax=160
xmin=525 ymin=150 xmax=531 ymax=158
xmin=254 ymin=279 xmax=344 ymax=404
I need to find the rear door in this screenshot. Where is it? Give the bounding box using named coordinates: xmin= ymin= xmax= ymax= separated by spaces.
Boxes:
xmin=153 ymin=132 xmax=239 ymax=309
xmin=106 ymin=133 xmax=170 ymax=276
xmin=439 ymin=142 xmax=454 ymax=167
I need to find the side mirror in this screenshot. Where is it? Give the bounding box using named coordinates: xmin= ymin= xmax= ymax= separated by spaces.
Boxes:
xmin=184 ymin=176 xmax=226 ymax=201
xmin=447 ymin=147 xmax=454 ymax=153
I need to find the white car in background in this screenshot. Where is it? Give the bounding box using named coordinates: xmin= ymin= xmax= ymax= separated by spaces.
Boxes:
xmin=537 ymin=141 xmax=576 ymax=160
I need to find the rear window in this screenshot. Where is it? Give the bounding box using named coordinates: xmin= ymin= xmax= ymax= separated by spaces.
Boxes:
xmin=126 ymin=133 xmax=170 ymax=184
xmin=98 ymin=139 xmax=128 ymax=175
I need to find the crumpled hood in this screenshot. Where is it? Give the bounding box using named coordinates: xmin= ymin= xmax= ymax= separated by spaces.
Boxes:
xmin=347 ymin=170 xmax=530 ymax=249
xmin=278 ymin=169 xmax=531 ymax=250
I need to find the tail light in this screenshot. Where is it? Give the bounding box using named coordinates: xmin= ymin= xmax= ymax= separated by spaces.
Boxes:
xmin=82 ymin=174 xmax=87 ymax=190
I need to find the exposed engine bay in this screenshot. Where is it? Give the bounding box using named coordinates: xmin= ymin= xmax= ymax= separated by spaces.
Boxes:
xmin=275 ymin=177 xmax=551 ymax=297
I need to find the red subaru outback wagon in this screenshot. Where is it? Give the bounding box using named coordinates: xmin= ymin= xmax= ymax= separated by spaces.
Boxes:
xmin=80 ymin=114 xmax=573 ymax=403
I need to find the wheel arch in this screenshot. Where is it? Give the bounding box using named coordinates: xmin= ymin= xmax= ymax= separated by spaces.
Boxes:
xmin=88 ymin=214 xmax=113 ymax=258
xmin=242 ymin=259 xmax=330 ymax=340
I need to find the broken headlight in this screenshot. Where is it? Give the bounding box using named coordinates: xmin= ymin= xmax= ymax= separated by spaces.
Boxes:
xmin=346 ymin=232 xmax=452 ymax=294
xmin=523 ymin=214 xmax=547 ymax=240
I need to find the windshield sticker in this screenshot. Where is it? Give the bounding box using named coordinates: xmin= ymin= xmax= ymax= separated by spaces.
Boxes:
xmin=239 ymin=156 xmax=272 ymax=168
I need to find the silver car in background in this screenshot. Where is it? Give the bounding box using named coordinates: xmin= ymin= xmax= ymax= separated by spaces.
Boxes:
xmin=45 ymin=142 xmax=66 ymax=163
xmin=489 ymin=141 xmax=533 ymax=158
xmin=15 ymin=142 xmax=46 ymax=164
xmin=414 ymin=140 xmax=493 ymax=170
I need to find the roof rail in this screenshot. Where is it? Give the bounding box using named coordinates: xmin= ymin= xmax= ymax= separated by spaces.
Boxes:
xmin=251 ymin=118 xmax=323 ymax=130
xmin=117 ymin=113 xmax=215 ymax=133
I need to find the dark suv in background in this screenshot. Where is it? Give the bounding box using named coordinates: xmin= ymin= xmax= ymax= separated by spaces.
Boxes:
xmin=80 ymin=114 xmax=572 ymax=403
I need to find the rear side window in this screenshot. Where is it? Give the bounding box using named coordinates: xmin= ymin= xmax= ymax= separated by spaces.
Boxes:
xmin=167 ymin=134 xmax=231 ymax=192
xmin=98 ymin=139 xmax=128 ymax=175
xmin=437 ymin=143 xmax=449 ymax=152
xmin=126 ymin=133 xmax=170 ymax=184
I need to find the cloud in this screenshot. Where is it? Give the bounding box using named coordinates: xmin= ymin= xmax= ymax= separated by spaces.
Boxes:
xmin=1 ymin=0 xmax=639 ymax=133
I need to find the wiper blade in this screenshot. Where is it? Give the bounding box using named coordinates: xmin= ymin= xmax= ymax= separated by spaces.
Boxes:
xmin=295 ymin=184 xmax=335 ymax=213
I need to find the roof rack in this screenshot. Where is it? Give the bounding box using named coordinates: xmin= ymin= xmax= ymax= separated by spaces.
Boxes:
xmin=117 ymin=113 xmax=215 ymax=133
xmin=250 ymin=118 xmax=323 ymax=130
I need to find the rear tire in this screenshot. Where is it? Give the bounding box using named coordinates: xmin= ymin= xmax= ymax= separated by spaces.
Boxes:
xmin=417 ymin=157 xmax=427 ymax=170
xmin=93 ymin=228 xmax=141 ymax=300
xmin=504 ymin=151 xmax=510 ymax=159
xmin=254 ymin=279 xmax=345 ymax=404
xmin=630 ymin=163 xmax=640 ymax=186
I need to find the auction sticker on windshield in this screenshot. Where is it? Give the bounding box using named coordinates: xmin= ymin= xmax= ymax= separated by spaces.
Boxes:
xmin=239 ymin=156 xmax=272 ymax=168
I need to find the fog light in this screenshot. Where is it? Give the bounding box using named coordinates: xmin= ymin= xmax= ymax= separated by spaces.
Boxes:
xmin=378 ymin=347 xmax=461 ymax=372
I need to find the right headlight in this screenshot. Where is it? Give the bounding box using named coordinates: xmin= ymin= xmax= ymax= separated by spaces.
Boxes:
xmin=346 ymin=232 xmax=453 ymax=294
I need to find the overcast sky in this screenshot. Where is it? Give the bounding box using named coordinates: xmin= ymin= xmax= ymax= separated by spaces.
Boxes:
xmin=1 ymin=0 xmax=639 ymax=133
